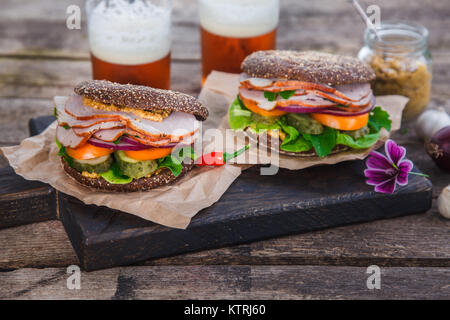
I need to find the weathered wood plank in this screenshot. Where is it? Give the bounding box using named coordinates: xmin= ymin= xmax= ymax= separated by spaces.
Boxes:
xmin=0 ymin=221 xmax=79 ymax=270
xmin=1 ymin=202 xmax=448 ymax=270
xmin=0 ymin=166 xmax=57 ymax=229
xmin=0 ymin=58 xmax=201 ymax=100
xmin=0 ymin=265 xmax=448 ymax=299
xmin=0 ymin=98 xmax=53 ymax=145
xmin=0 ymin=51 xmax=448 ymax=106
xmin=1 ymin=0 xmax=450 ymax=60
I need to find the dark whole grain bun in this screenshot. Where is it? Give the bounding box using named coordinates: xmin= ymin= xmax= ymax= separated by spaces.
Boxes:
xmin=241 ymin=50 xmax=376 ymax=85
xmin=74 ymin=80 xmax=208 ymax=121
xmin=61 ymin=157 xmax=194 ymax=192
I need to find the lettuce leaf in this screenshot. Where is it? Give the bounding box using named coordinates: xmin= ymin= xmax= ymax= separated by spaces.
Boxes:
xmin=277 ymin=119 xmax=313 ymax=152
xmin=157 ymin=155 xmax=182 ymax=177
xmin=336 ymin=132 xmax=380 ymax=149
xmin=251 ymin=121 xmax=281 ymax=133
xmin=280 ymin=135 xmax=313 ymax=153
xmin=99 ymin=162 xmax=133 ymax=184
xmin=228 ymin=97 xmax=253 ymax=131
xmin=157 ymin=147 xmax=196 ymax=177
xmin=55 ymin=137 xmax=74 ymax=167
xmin=303 ymin=127 xmax=337 ymax=157
xmin=368 ymin=106 xmax=391 ymax=132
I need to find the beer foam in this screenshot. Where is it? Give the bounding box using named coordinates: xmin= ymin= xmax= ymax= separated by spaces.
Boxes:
xmin=87 ymin=0 xmax=171 ymax=65
xmin=199 ymin=0 xmax=279 ymax=38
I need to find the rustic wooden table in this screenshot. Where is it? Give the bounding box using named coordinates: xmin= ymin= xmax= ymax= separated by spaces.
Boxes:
xmin=0 ymin=0 xmax=449 ymax=299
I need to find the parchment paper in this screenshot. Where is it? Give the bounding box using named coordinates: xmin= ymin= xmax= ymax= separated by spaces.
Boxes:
xmin=199 ymin=71 xmax=408 ymax=170
xmin=0 ymin=71 xmax=407 ymax=229
xmin=1 ymin=121 xmax=242 ymax=229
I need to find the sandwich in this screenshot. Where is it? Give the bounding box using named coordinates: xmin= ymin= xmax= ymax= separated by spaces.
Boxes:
xmin=228 ymin=50 xmax=392 ymax=157
xmin=54 ymin=80 xmax=208 ymax=192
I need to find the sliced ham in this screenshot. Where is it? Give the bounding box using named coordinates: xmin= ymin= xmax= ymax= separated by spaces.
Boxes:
xmin=93 ymin=128 xmax=126 ymax=142
xmin=313 ymin=90 xmax=373 ymax=108
xmin=240 ymin=75 xmax=372 ymax=103
xmin=276 ymin=93 xmax=338 ymax=108
xmin=239 ymin=88 xmax=336 ymax=110
xmin=239 ymin=73 xmax=275 ymax=88
xmin=65 ymin=95 xmax=200 ymax=139
xmin=334 ymin=83 xmax=371 ymax=101
xmin=56 ymin=125 xmax=88 ymax=149
xmin=72 ymin=122 xmax=124 ymax=137
xmin=55 ymin=96 xmax=122 ymax=128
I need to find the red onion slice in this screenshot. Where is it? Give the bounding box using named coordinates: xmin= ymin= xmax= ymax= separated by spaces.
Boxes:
xmin=88 ymin=136 xmax=183 ymax=151
xmin=87 ymin=138 xmax=151 ymax=151
xmin=276 ymin=105 xmax=331 ymax=113
xmin=276 ymin=96 xmax=375 ymax=117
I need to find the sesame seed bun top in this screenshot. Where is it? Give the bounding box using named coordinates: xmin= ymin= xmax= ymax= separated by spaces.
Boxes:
xmin=74 ymin=80 xmax=208 ymax=121
xmin=241 ymin=50 xmax=376 ymax=85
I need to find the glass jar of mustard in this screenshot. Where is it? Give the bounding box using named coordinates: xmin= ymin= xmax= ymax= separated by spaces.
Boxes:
xmin=358 ymin=21 xmax=432 ymax=120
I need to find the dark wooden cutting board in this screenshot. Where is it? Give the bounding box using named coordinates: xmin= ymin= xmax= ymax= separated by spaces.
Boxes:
xmin=1 ymin=116 xmax=433 ymax=270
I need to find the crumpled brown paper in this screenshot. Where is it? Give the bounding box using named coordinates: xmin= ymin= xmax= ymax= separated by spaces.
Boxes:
xmin=199 ymin=71 xmax=408 ymax=170
xmin=1 ymin=120 xmax=242 ymax=229
xmin=1 ymin=71 xmax=407 ymax=229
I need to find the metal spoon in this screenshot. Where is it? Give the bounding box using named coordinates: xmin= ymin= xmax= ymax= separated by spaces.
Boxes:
xmin=350 ymin=0 xmax=383 ymax=41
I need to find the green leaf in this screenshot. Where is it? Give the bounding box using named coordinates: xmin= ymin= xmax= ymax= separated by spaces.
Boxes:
xmin=336 ymin=132 xmax=380 ymax=149
xmin=53 ymin=107 xmax=58 ymax=119
xmin=55 ymin=137 xmax=74 ymax=167
xmin=99 ymin=162 xmax=133 ymax=184
xmin=228 ymin=97 xmax=253 ymax=131
xmin=175 ymin=146 xmax=197 ymax=162
xmin=264 ymin=91 xmax=278 ymax=101
xmin=113 ymin=136 xmax=123 ymax=145
xmin=157 ymin=155 xmax=182 ymax=177
xmin=251 ymin=121 xmax=281 ymax=133
xmin=278 ymin=120 xmax=300 ymax=146
xmin=279 ymin=90 xmax=296 ymax=99
xmin=157 ymin=146 xmax=196 ymax=177
xmin=280 ymin=135 xmax=313 ymax=153
xmin=62 ymin=124 xmax=71 ymax=130
xmin=303 ymin=127 xmax=337 ymax=157
xmin=368 ymin=106 xmax=391 ymax=132
xmin=277 ymin=119 xmax=313 ymax=152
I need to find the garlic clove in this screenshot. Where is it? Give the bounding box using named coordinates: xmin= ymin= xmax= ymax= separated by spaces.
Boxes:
xmin=416 ymin=107 xmax=450 ymax=141
xmin=438 ymin=184 xmax=450 ymax=219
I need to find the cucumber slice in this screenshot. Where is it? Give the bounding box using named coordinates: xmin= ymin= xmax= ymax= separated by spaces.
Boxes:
xmin=342 ymin=125 xmax=370 ymax=139
xmin=72 ymin=154 xmax=113 ymax=174
xmin=251 ymin=113 xmax=280 ymax=125
xmin=286 ymin=113 xmax=324 ymax=135
xmin=114 ymin=150 xmax=158 ymax=179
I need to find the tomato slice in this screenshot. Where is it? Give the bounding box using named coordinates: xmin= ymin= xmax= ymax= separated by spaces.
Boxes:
xmin=124 ymin=148 xmax=173 ymax=161
xmin=66 ymin=143 xmax=113 ymax=160
xmin=311 ymin=112 xmax=369 ymax=131
xmin=239 ymin=95 xmax=287 ymax=117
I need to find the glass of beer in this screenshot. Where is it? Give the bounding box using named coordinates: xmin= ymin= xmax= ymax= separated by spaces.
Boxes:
xmin=86 ymin=0 xmax=171 ymax=89
xmin=199 ymin=0 xmax=279 ymax=84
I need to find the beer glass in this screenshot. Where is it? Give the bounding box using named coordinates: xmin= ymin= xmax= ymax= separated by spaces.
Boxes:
xmin=86 ymin=0 xmax=171 ymax=89
xmin=199 ymin=0 xmax=279 ymax=84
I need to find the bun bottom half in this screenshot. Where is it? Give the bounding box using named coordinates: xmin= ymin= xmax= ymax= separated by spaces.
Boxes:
xmin=61 ymin=157 xmax=194 ymax=192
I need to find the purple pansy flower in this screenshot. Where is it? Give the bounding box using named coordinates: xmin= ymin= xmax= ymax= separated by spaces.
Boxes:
xmin=364 ymin=139 xmax=414 ymax=194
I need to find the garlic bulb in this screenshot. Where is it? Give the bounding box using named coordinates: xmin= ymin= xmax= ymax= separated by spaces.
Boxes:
xmin=438 ymin=185 xmax=450 ymax=219
xmin=415 ymin=107 xmax=450 ymax=141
